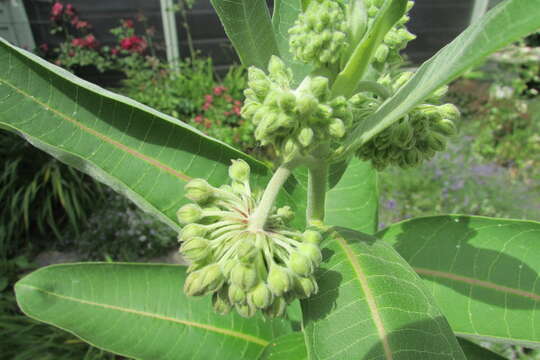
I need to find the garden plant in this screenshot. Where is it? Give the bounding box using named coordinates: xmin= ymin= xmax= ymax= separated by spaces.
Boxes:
xmin=1 ymin=0 xmax=540 ymax=359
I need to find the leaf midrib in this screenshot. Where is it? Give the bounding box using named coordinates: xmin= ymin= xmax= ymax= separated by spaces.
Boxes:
xmin=18 ymin=283 xmax=269 ymax=346
xmin=333 ymin=232 xmax=393 ymax=360
xmin=0 ymin=76 xmax=192 ymax=182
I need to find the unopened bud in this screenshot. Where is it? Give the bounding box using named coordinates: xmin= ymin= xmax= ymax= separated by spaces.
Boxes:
xmin=267 ymin=265 xmax=292 ymax=296
xmin=437 ymin=104 xmax=460 ymax=120
xmin=426 ymin=132 xmax=446 ymax=152
xmin=179 ymin=223 xmax=207 ymax=242
xmin=212 ymin=289 xmax=232 ymax=315
xmin=432 ymin=118 xmax=457 ymax=136
xmin=184 ymin=271 xmax=204 ymax=296
xmin=295 ymin=276 xmax=318 ymax=298
xmin=302 ymin=230 xmax=322 ymax=245
xmin=276 ymin=206 xmax=295 ymax=223
xmin=298 ymin=243 xmax=322 ymax=266
xmin=177 ymin=203 xmax=203 ymax=224
xmin=180 ymin=236 xmax=210 ymax=262
xmin=248 ymin=283 xmax=273 ymax=309
xmin=298 ymin=127 xmax=314 ymax=147
xmin=277 ymin=91 xmax=297 ymax=112
xmin=237 ymin=238 xmax=258 ymax=264
xmin=228 ymin=284 xmax=246 ymax=304
xmin=248 ymin=67 xmax=267 ymax=83
xmin=374 ymin=44 xmax=389 ymax=63
xmin=262 ymin=297 xmax=287 ymax=318
xmin=231 ymin=263 xmax=258 ymax=290
xmin=235 ymin=303 xmax=256 ymax=318
xmin=309 ymin=76 xmax=330 ymax=100
xmin=297 ymin=94 xmax=319 ymax=116
xmin=329 ymin=118 xmax=346 ymax=138
xmin=198 ymin=264 xmax=224 ymax=295
xmin=185 ymin=179 xmax=214 ymax=203
xmin=229 ymin=159 xmax=250 ymax=183
xmin=289 ymin=251 xmax=314 ymax=276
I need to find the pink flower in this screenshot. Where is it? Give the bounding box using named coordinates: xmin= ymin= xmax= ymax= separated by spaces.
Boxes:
xmin=55 ymin=59 xmax=62 ymax=65
xmin=120 ymin=36 xmax=147 ymax=53
xmin=83 ymin=34 xmax=98 ymax=48
xmin=213 ymin=86 xmax=227 ymax=96
xmin=202 ymin=102 xmax=211 ymax=111
xmin=122 ymin=19 xmax=134 ymax=28
xmin=234 ymin=100 xmax=242 ymax=106
xmin=194 ymin=115 xmax=203 ymax=124
xmin=71 ymin=37 xmax=85 ymax=47
xmin=65 ymin=4 xmax=75 ymax=17
xmin=232 ymin=106 xmax=242 ymax=116
xmin=111 ymin=48 xmax=119 ymax=55
xmin=75 ymin=20 xmax=89 ymax=29
xmin=51 ymin=2 xmax=63 ymax=19
xmin=204 ymin=94 xmax=214 ymax=103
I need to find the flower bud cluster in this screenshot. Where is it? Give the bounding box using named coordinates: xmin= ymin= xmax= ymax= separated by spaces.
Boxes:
xmin=289 ymin=0 xmax=348 ymax=68
xmin=353 ymin=72 xmax=459 ymax=170
xmin=366 ymin=0 xmax=416 ymax=65
xmin=177 ymin=159 xmax=323 ymax=318
xmin=241 ymin=56 xmax=353 ymax=161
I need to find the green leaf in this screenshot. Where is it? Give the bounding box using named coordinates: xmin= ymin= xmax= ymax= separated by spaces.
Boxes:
xmin=210 ymin=0 xmax=280 ymax=69
xmin=302 ymin=227 xmax=466 ymax=360
xmin=457 ymin=338 xmax=506 ymax=360
xmin=272 ymin=0 xmax=312 ymax=85
xmin=0 ymin=38 xmax=269 ymax=231
xmin=259 ymin=332 xmax=307 ymax=360
xmin=345 ymin=0 xmax=540 ymax=151
xmin=332 ymin=0 xmax=408 ymax=97
xmin=326 ymin=158 xmax=378 ymax=234
xmin=378 ymin=215 xmax=540 ymax=347
xmin=15 ymin=263 xmax=293 ymax=360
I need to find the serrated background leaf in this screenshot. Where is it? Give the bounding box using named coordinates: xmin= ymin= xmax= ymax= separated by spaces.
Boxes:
xmin=0 ymin=38 xmax=272 ymax=231
xmin=302 ymin=227 xmax=465 ymax=360
xmin=345 ymin=0 xmax=540 ymax=150
xmin=210 ymin=0 xmax=279 ymax=69
xmin=259 ymin=332 xmax=307 ymax=360
xmin=15 ymin=263 xmax=293 ymax=360
xmin=379 ymin=215 xmax=540 ymax=347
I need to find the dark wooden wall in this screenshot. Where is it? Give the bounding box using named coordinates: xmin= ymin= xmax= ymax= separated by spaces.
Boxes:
xmin=23 ymin=0 xmax=475 ymax=74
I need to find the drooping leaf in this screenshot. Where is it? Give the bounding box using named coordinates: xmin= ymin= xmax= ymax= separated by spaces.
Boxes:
xmin=326 ymin=158 xmax=378 ymax=234
xmin=457 ymin=338 xmax=506 ymax=360
xmin=259 ymin=332 xmax=307 ymax=360
xmin=378 ymin=215 xmax=540 ymax=347
xmin=302 ymin=227 xmax=466 ymax=360
xmin=0 ymin=38 xmax=272 ymax=231
xmin=272 ymin=0 xmax=312 ymax=85
xmin=210 ymin=0 xmax=279 ymax=69
xmin=345 ymin=0 xmax=540 ymax=151
xmin=15 ymin=263 xmax=293 ymax=360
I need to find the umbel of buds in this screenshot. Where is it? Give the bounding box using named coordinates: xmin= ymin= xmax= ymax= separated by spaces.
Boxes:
xmin=177 ymin=160 xmax=323 ymax=318
xmin=241 ymin=56 xmax=352 ymax=161
xmin=353 ymin=71 xmax=459 ymax=170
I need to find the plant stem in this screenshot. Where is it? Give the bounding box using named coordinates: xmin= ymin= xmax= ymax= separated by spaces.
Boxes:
xmin=307 ymin=163 xmax=328 ymax=224
xmin=248 ymin=163 xmax=295 ymax=231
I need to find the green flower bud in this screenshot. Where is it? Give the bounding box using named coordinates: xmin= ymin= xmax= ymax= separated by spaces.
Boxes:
xmin=231 ymin=263 xmax=259 ymax=290
xmin=184 ymin=271 xmax=204 ymax=296
xmin=289 ymin=251 xmax=314 ymax=276
xmin=277 ymin=91 xmax=297 ymax=112
xmin=248 ymin=67 xmax=267 ymax=83
xmin=236 ymin=238 xmax=258 ymax=264
xmin=212 ymin=288 xmax=232 ymax=315
xmin=267 ymin=265 xmax=292 ymax=296
xmin=198 ymin=264 xmax=225 ymax=295
xmin=177 ymin=203 xmax=203 ymax=224
xmin=302 ymin=230 xmax=322 ymax=245
xmin=250 ymin=80 xmax=271 ymax=99
xmin=298 ymin=127 xmax=314 ymax=147
xmin=228 ymin=284 xmax=246 ymax=304
xmin=437 ymin=104 xmax=460 ymax=120
xmin=235 ymin=303 xmax=256 ymax=318
xmin=282 ymin=138 xmax=300 ymax=160
xmin=221 ymin=259 xmax=236 ymax=277
xmin=394 ymin=72 xmax=414 ymax=90
xmin=404 ymin=148 xmax=422 ymax=167
xmin=240 ymin=102 xmax=260 ymax=119
xmin=180 ymin=236 xmax=210 ymax=262
xmin=309 ymin=77 xmax=330 ymax=100
xmin=295 ymin=276 xmax=319 ymax=299
xmin=298 ymin=243 xmax=322 ymax=266
xmin=229 ymin=159 xmax=250 ymax=183
xmin=426 ymin=132 xmax=446 ymax=152
xmin=276 ymin=206 xmax=295 ymax=223
xmin=374 ymin=44 xmax=389 ymax=63
xmin=432 ymin=118 xmax=457 ymax=136
xmin=262 ymin=297 xmax=287 ymax=318
xmin=329 ymin=118 xmax=346 ymax=138
xmin=297 ymin=94 xmax=319 ymax=116
xmin=248 ymin=283 xmax=273 ymax=309
xmin=268 ymin=56 xmax=290 ymax=85
xmin=185 ymin=178 xmax=214 ymax=203
xmin=391 ymin=120 xmax=414 ymax=145
xmin=179 ymin=223 xmax=208 ymax=242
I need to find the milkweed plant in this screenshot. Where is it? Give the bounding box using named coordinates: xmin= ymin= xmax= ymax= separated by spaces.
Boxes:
xmin=2 ymin=0 xmax=540 ymax=359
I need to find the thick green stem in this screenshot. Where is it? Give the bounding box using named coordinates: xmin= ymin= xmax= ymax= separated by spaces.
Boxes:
xmin=248 ymin=163 xmax=295 ymax=231
xmin=307 ymin=163 xmax=328 ymax=224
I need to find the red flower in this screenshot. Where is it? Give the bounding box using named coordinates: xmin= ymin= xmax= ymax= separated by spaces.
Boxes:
xmin=65 ymin=4 xmax=75 ymax=17
xmin=232 ymin=105 xmax=242 ymax=116
xmin=122 ymin=19 xmax=134 ymax=28
xmin=71 ymin=37 xmax=85 ymax=47
xmin=51 ymin=2 xmax=63 ymax=19
xmin=213 ymin=86 xmax=227 ymax=96
xmin=234 ymin=100 xmax=242 ymax=106
xmin=120 ymin=36 xmax=147 ymax=53
xmin=75 ymin=20 xmax=89 ymax=29
xmin=194 ymin=115 xmax=203 ymax=124
xmin=202 ymin=102 xmax=212 ymax=111
xmin=204 ymin=94 xmax=214 ymax=103
xmin=111 ymin=47 xmax=119 ymax=55
xmin=83 ymin=34 xmax=98 ymax=48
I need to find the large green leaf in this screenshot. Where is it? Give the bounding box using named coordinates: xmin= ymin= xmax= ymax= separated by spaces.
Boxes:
xmin=15 ymin=263 xmax=293 ymax=360
xmin=344 ymin=0 xmax=540 ymax=151
xmin=0 ymin=38 xmax=271 ymax=231
xmin=325 ymin=158 xmax=378 ymax=234
xmin=271 ymin=0 xmax=311 ymax=85
xmin=259 ymin=332 xmax=307 ymax=360
xmin=302 ymin=227 xmax=466 ymax=360
xmin=210 ymin=0 xmax=279 ymax=69
xmin=457 ymin=338 xmax=506 ymax=360
xmin=378 ymin=216 xmax=540 ymax=347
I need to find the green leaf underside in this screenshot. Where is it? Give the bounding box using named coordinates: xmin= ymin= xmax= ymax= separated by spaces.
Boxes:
xmin=378 ymin=215 xmax=540 ymax=347
xmin=210 ymin=0 xmax=279 ymax=70
xmin=15 ymin=263 xmax=293 ymax=360
xmin=457 ymin=338 xmax=506 ymax=360
xmin=272 ymin=0 xmax=312 ymax=85
xmin=302 ymin=227 xmax=465 ymax=360
xmin=345 ymin=0 xmax=540 ymax=150
xmin=0 ymin=38 xmax=273 ymax=231
xmin=259 ymin=332 xmax=308 ymax=360
xmin=325 ymin=158 xmax=379 ymax=234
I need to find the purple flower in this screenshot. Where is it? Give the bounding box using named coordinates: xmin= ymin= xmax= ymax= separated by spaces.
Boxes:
xmin=385 ymin=199 xmax=397 ymax=209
